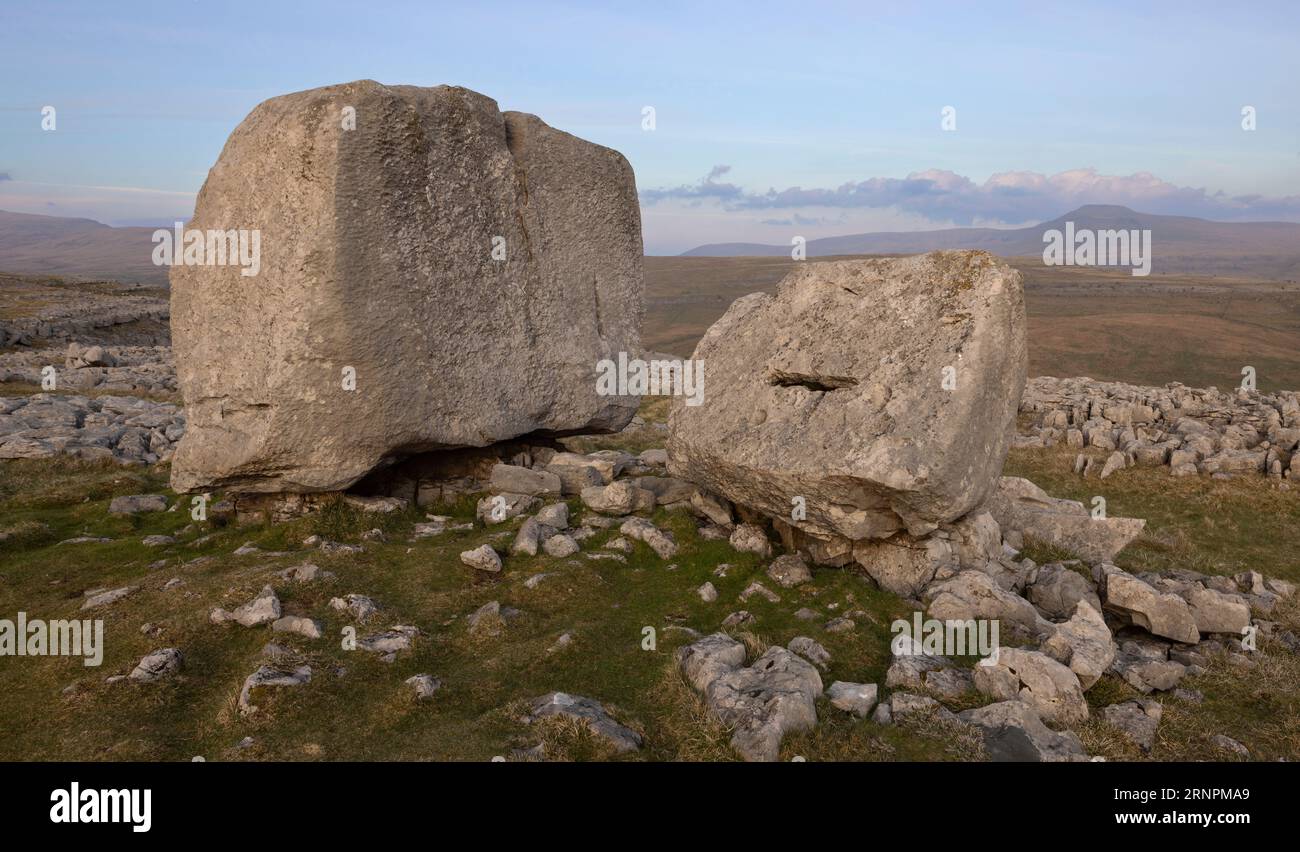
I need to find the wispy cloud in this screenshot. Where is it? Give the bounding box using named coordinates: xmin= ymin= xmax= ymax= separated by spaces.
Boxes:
xmin=641 ymin=166 xmax=1300 ymax=224
xmin=638 ymin=164 xmax=745 ymax=205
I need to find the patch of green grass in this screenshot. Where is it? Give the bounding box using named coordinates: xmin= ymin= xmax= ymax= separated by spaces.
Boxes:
xmin=2 ymin=438 xmax=1297 ymax=762
xmin=1004 ymin=444 xmax=1300 ymax=582
xmin=0 ymin=452 xmax=972 ymax=762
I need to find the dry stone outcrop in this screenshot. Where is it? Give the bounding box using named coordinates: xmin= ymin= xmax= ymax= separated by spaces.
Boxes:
xmin=1017 ymin=375 xmax=1300 ymax=480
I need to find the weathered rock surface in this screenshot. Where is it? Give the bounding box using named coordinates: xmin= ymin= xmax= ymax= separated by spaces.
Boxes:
xmin=109 ymin=494 xmax=167 ymax=515
xmin=676 ymin=634 xmax=822 ymax=762
xmin=827 ymin=681 xmax=878 ymax=717
xmin=171 ymin=81 xmax=643 ymax=493
xmin=972 ymin=647 xmax=1089 ymax=727
xmin=405 ymin=674 xmax=442 ymax=701
xmin=1041 ymin=600 xmax=1116 ymax=690
xmin=329 ymin=593 xmax=379 ymax=622
xmin=1018 ymin=375 xmax=1300 ymax=481
xmin=853 ymin=532 xmax=955 ymax=597
xmin=211 ymin=585 xmax=281 ymax=627
xmin=924 ymin=570 xmax=1054 ymax=639
xmin=1027 ymin=563 xmax=1101 ymax=621
xmin=766 ymin=553 xmax=812 ymax=588
xmin=238 ymin=664 xmax=311 ymax=715
xmin=706 ymin=647 xmax=823 ymax=762
xmin=129 ymin=648 xmax=183 ymax=683
xmin=959 ymin=700 xmax=1087 ymax=762
xmin=619 ymin=517 xmax=677 ymax=558
xmin=668 ymin=252 xmax=1027 ymax=544
xmin=526 ymin=692 xmax=642 ymax=753
xmin=460 ymin=544 xmax=502 ymax=573
xmin=1103 ymin=699 xmax=1162 ymax=752
xmin=1181 ymin=586 xmax=1250 ymax=636
xmin=985 ymin=477 xmax=1144 ymax=562
xmin=676 ymin=632 xmax=747 ymax=693
xmin=1103 ymin=571 xmax=1200 ymax=644
xmin=81 ymin=586 xmax=137 ymax=610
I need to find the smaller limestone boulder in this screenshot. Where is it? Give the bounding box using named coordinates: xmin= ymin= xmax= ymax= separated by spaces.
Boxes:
xmin=985 ymin=477 xmax=1144 ymax=562
xmin=1182 ymin=586 xmax=1250 ymax=636
xmin=675 ymin=632 xmax=747 ymax=693
xmin=542 ymin=534 xmax=579 ymax=558
xmin=705 ymin=646 xmax=823 ymax=762
xmin=827 ymin=681 xmax=878 ymax=717
xmin=581 ymin=480 xmax=654 ymax=515
xmin=211 ymin=585 xmax=281 ymax=627
xmin=129 ymin=648 xmax=184 ymax=683
xmin=272 ymin=615 xmax=322 ymax=639
xmin=109 ymin=494 xmax=167 ymax=515
xmin=490 ymin=464 xmax=562 ymax=497
xmin=1104 ymin=572 xmax=1200 ymax=644
xmin=729 ymin=523 xmax=772 ymax=557
xmin=973 ymin=647 xmax=1089 ymax=727
xmin=959 ymin=700 xmax=1087 ymax=762
xmin=1102 ymin=699 xmax=1162 ymax=752
xmin=526 ymin=692 xmax=642 ymax=753
xmin=787 ymin=636 xmax=830 ymax=670
xmin=766 ymin=553 xmax=812 ymax=588
xmin=461 ymin=544 xmax=503 ymax=573
xmin=405 ymin=674 xmax=442 ymax=701
xmin=1027 ymin=563 xmax=1101 ymax=621
xmin=852 ymin=532 xmax=954 ymax=597
xmin=1041 ymin=600 xmax=1116 ymax=690
xmin=619 ymin=517 xmax=677 ymax=559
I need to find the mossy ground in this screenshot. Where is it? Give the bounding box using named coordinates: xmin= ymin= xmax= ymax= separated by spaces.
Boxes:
xmin=0 ymin=400 xmax=1296 ymax=761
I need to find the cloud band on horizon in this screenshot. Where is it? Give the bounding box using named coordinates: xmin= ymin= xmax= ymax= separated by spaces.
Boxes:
xmin=640 ymin=166 xmax=1300 ymax=225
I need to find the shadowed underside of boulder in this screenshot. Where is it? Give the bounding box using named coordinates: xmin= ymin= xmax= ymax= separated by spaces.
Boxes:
xmin=171 ymin=80 xmax=643 ymax=493
xmin=667 ymin=251 xmax=1027 ymax=541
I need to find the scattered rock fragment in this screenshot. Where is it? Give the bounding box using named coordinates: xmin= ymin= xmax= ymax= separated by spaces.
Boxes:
xmin=1102 ymin=699 xmax=1162 ymax=752
xmin=526 ymin=692 xmax=642 ymax=753
xmin=109 ymin=494 xmax=167 ymax=515
xmin=461 ymin=544 xmax=502 ymax=573
xmin=272 ymin=615 xmax=322 ymax=639
xmin=82 ymin=585 xmax=137 ymax=610
xmin=787 ymin=636 xmax=830 ymax=670
xmin=766 ymin=553 xmax=812 ymax=588
xmin=128 ymin=648 xmax=183 ymax=683
xmin=406 ymin=674 xmax=442 ymax=701
xmin=827 ymin=681 xmax=878 ymax=717
xmin=211 ymin=585 xmax=281 ymax=627
xmin=238 ymin=665 xmax=311 ymax=715
xmin=958 ymin=700 xmax=1087 ymax=762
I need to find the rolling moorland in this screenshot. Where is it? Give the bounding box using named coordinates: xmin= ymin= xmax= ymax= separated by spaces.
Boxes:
xmin=646 ymin=257 xmax=1300 ymax=392
xmin=1 ymin=203 xmax=1299 ymax=761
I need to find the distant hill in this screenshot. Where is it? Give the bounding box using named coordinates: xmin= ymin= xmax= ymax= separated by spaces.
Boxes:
xmin=682 ymin=205 xmax=1300 ymax=279
xmin=6 ymin=205 xmax=1300 ymax=286
xmin=0 ymin=210 xmax=168 ymax=286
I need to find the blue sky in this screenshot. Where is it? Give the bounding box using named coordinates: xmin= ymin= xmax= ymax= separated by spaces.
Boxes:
xmin=1 ymin=0 xmax=1297 ymax=253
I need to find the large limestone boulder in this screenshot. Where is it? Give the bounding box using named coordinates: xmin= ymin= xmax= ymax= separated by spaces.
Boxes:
xmin=668 ymin=251 xmax=1026 ymax=543
xmin=171 ymin=81 xmax=643 ymax=493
